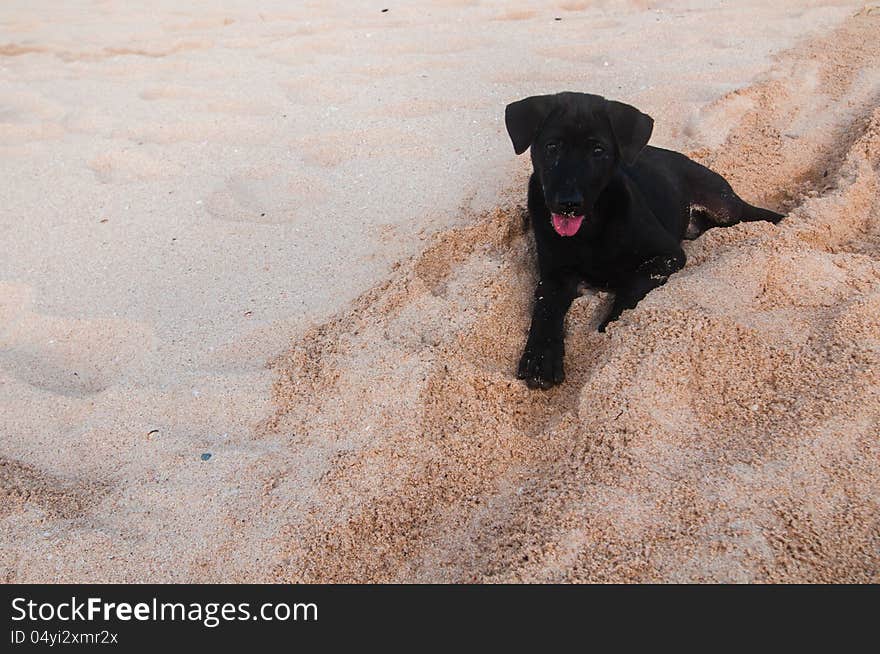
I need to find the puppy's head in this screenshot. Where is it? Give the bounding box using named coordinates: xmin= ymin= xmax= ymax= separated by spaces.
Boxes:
xmin=505 ymin=92 xmax=653 ymax=237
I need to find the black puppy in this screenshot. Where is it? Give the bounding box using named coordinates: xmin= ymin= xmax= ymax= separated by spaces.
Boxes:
xmin=505 ymin=92 xmax=783 ymax=389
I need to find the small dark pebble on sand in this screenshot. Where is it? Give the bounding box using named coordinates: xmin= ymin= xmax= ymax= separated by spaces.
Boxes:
xmin=201 ymin=453 xmax=212 ymax=461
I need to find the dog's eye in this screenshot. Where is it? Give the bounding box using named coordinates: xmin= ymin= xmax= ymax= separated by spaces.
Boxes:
xmin=592 ymin=145 xmax=606 ymax=157
xmin=544 ymin=142 xmax=560 ymax=155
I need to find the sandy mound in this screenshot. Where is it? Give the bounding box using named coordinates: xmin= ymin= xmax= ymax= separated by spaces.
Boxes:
xmin=263 ymin=12 xmax=880 ymax=583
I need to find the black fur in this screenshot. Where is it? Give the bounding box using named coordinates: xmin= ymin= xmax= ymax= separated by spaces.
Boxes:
xmin=505 ymin=92 xmax=783 ymax=389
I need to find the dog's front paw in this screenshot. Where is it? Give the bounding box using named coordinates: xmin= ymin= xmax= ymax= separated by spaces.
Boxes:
xmin=517 ymin=339 xmax=565 ymax=389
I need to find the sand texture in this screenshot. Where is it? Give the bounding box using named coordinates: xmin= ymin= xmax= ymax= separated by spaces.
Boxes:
xmin=266 ymin=10 xmax=880 ymax=583
xmin=2 ymin=1 xmax=878 ymax=582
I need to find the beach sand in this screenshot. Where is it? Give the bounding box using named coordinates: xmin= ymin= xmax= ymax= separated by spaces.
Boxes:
xmin=1 ymin=1 xmax=878 ymax=582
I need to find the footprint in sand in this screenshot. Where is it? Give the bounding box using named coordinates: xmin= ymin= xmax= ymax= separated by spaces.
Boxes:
xmin=139 ymin=85 xmax=208 ymax=101
xmin=204 ymin=171 xmax=327 ymax=224
xmin=492 ymin=9 xmax=537 ymax=21
xmin=0 ymin=44 xmax=49 ymax=57
xmin=349 ymin=56 xmax=458 ymax=79
xmin=88 ymin=148 xmax=182 ymax=184
xmin=292 ymin=127 xmax=430 ymax=168
xmin=0 ymin=283 xmax=154 ymax=397
xmin=159 ymin=16 xmax=237 ymax=32
xmin=53 ymin=39 xmax=213 ymax=64
xmin=377 ymin=35 xmax=485 ymax=56
xmin=117 ymin=117 xmax=276 ymax=146
xmin=0 ymin=89 xmax=67 ymax=144
xmin=371 ymin=97 xmax=491 ymax=119
xmin=0 ymin=457 xmax=105 ymax=520
xmin=283 ymin=76 xmax=359 ymax=106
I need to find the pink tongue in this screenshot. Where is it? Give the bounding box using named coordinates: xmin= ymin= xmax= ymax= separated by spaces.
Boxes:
xmin=551 ymin=213 xmax=585 ymax=237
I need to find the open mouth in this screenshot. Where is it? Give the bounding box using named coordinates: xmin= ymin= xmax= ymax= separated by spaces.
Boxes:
xmin=551 ymin=213 xmax=585 ymax=237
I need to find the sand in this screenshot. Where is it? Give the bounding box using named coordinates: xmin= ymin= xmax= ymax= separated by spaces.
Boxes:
xmin=1 ymin=1 xmax=878 ymax=583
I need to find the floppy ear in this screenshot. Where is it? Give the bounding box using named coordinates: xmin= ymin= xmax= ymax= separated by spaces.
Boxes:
xmin=505 ymin=95 xmax=556 ymax=155
xmin=605 ymin=100 xmax=654 ymax=165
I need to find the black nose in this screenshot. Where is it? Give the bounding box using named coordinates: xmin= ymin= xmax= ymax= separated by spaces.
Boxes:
xmin=556 ymin=193 xmax=584 ymax=214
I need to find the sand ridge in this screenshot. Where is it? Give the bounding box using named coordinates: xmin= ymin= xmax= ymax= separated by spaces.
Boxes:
xmin=264 ymin=10 xmax=880 ymax=583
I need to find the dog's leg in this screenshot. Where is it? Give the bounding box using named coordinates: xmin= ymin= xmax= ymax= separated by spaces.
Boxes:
xmin=517 ymin=275 xmax=579 ymax=389
xmin=687 ymin=165 xmax=784 ymax=235
xmin=696 ymin=192 xmax=784 ymax=227
xmin=599 ymin=252 xmax=685 ymax=332
xmin=739 ymin=201 xmax=785 ymax=224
